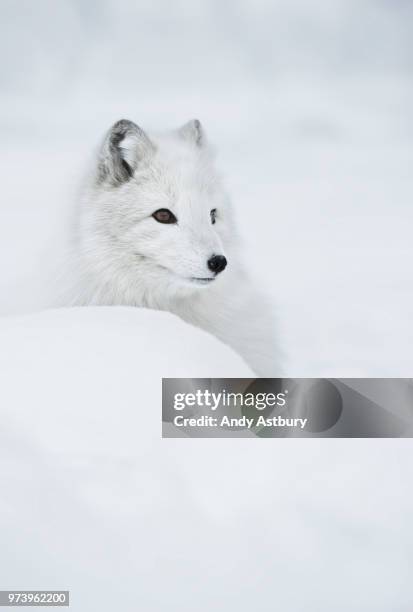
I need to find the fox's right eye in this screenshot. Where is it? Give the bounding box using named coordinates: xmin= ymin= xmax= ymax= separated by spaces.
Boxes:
xmin=152 ymin=209 xmax=178 ymax=224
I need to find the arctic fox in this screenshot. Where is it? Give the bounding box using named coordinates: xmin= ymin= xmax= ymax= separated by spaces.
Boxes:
xmin=67 ymin=119 xmax=280 ymax=376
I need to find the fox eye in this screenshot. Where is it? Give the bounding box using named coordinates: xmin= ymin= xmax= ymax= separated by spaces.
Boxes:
xmin=152 ymin=208 xmax=178 ymax=224
xmin=210 ymin=208 xmax=217 ymax=224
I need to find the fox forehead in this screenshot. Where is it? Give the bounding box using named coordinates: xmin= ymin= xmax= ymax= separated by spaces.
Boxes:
xmin=130 ymin=142 xmax=222 ymax=210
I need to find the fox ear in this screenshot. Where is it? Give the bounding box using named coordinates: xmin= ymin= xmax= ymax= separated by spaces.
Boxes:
xmin=98 ymin=119 xmax=155 ymax=185
xmin=179 ymin=119 xmax=204 ymax=147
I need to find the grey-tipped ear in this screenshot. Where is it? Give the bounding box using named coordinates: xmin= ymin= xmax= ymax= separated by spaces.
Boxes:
xmin=98 ymin=119 xmax=155 ymax=185
xmin=179 ymin=119 xmax=204 ymax=147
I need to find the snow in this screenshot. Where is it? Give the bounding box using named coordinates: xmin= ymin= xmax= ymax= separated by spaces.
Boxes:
xmin=0 ymin=308 xmax=412 ymax=610
xmin=0 ymin=1 xmax=412 ymax=610
xmin=0 ymin=307 xmax=252 ymax=456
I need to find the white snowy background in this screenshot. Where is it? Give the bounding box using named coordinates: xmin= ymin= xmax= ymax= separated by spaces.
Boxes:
xmin=0 ymin=1 xmax=412 ymax=610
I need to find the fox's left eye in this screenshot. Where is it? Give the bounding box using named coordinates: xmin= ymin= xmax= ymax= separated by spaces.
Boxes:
xmin=152 ymin=209 xmax=178 ymax=224
xmin=210 ymin=209 xmax=217 ymax=224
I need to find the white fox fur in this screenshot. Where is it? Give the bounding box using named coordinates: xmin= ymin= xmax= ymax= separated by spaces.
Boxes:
xmin=66 ymin=119 xmax=280 ymax=376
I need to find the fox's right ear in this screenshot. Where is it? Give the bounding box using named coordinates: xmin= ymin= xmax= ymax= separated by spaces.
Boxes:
xmin=97 ymin=119 xmax=155 ymax=186
xmin=179 ymin=119 xmax=205 ymax=147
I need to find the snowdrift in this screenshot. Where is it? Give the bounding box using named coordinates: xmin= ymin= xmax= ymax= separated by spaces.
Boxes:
xmin=0 ymin=306 xmax=411 ymax=611
xmin=0 ymin=306 xmax=252 ymax=450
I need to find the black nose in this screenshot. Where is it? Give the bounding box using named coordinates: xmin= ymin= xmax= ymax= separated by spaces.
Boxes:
xmin=207 ymin=255 xmax=227 ymax=274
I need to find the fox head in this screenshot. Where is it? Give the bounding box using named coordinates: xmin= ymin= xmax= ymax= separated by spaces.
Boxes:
xmin=77 ymin=119 xmax=237 ymax=304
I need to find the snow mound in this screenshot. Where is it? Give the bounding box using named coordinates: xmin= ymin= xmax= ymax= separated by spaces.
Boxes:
xmin=0 ymin=306 xmax=252 ymax=451
xmin=0 ymin=308 xmax=411 ymax=610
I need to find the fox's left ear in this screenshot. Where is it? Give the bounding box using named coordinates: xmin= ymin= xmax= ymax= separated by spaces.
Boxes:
xmin=179 ymin=119 xmax=205 ymax=147
xmin=97 ymin=119 xmax=155 ymax=186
